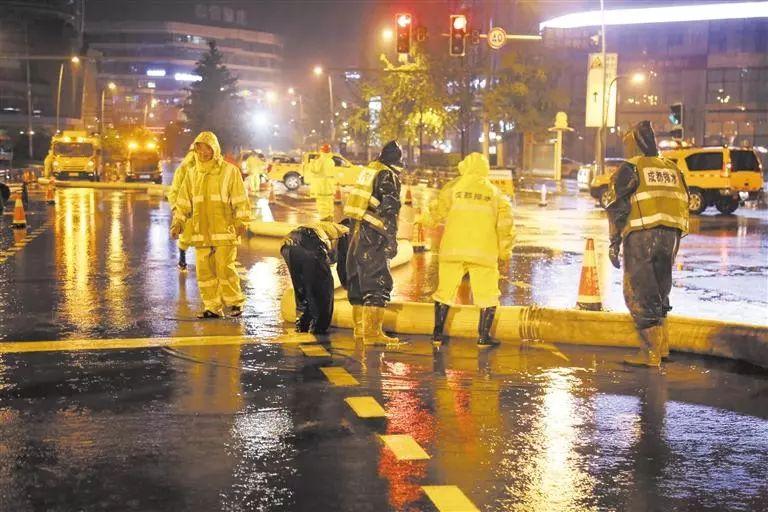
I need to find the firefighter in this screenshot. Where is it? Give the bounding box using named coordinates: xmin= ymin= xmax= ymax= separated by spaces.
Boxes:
xmin=343 ymin=140 xmax=403 ymax=345
xmin=308 ymin=144 xmax=336 ymax=221
xmin=281 ymin=221 xmax=350 ymax=335
xmin=607 ymin=121 xmax=689 ymax=367
xmin=170 ymin=132 xmax=251 ymax=318
xmin=429 ymin=153 xmax=515 ymax=348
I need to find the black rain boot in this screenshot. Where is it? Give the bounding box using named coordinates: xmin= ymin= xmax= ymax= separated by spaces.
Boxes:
xmin=178 ymin=249 xmax=187 ymax=271
xmin=477 ymin=307 xmax=500 ymax=348
xmin=432 ymin=302 xmax=450 ymax=346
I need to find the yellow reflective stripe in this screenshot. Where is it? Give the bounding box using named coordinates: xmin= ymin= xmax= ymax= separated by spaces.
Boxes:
xmin=222 ymin=294 xmax=243 ymax=302
xmin=450 ymin=203 xmax=494 ymax=214
xmin=369 ymin=195 xmax=380 ymax=207
xmin=629 ymin=212 xmax=687 ymax=228
xmin=363 ymin=213 xmax=385 ymax=229
xmin=193 ymin=194 xmax=222 ymax=202
xmin=635 ymin=191 xmax=688 ymax=202
xmin=344 ymin=204 xmax=368 ymax=217
xmin=235 ymin=210 xmax=250 ymax=219
xmin=231 ymin=194 xmax=247 ymax=204
xmin=198 ymin=278 xmax=218 ymax=288
xmin=211 ymin=233 xmax=236 ymax=240
xmin=176 ymin=197 xmax=191 ymax=208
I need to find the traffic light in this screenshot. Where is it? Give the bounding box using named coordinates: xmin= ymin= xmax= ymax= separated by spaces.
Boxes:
xmin=450 ymin=14 xmax=467 ymax=56
xmin=669 ymin=103 xmax=684 ymax=139
xmin=415 ymin=25 xmax=427 ymax=43
xmin=396 ymin=13 xmax=412 ymax=54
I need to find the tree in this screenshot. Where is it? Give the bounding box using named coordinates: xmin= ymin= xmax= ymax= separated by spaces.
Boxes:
xmin=182 ymin=40 xmax=244 ymax=151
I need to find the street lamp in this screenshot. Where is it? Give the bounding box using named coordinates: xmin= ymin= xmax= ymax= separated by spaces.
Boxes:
xmin=70 ymin=56 xmax=80 ymax=64
xmin=265 ymin=90 xmax=278 ymax=103
xmin=381 ymin=28 xmax=394 ymax=42
xmin=288 ymin=87 xmax=306 ymax=147
xmin=600 ymin=71 xmax=647 ymax=173
xmin=312 ymin=65 xmax=335 ymax=143
xmin=56 ymin=56 xmax=82 ymax=133
xmin=100 ymin=82 xmax=117 ymax=135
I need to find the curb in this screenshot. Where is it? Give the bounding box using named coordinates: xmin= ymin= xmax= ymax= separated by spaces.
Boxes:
xmin=281 ymin=294 xmax=768 ymax=370
xmin=38 ymin=177 xmax=168 ymax=195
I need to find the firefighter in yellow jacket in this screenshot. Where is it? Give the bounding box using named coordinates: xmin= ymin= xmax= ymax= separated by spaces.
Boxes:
xmin=429 ymin=152 xmax=515 ymax=348
xmin=170 ymin=131 xmax=251 ymax=318
xmin=308 ymin=144 xmax=336 ymax=221
xmin=343 ymin=140 xmax=403 ymax=345
xmin=607 ymin=121 xmax=689 ymax=367
xmin=167 ymin=150 xmax=195 ymax=271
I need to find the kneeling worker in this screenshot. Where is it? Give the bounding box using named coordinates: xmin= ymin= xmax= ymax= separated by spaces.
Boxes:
xmin=429 ymin=152 xmax=515 ymax=348
xmin=281 ymin=221 xmax=350 ymax=335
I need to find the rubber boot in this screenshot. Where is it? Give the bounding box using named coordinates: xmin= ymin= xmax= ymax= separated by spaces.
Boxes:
xmin=178 ymin=249 xmax=187 ymax=271
xmin=624 ymin=325 xmax=663 ymax=367
xmin=432 ymin=302 xmax=450 ymax=346
xmin=352 ymin=305 xmax=364 ymax=342
xmin=362 ymin=306 xmax=399 ymax=346
xmin=477 ymin=307 xmax=500 ymax=348
xmin=660 ymin=320 xmax=670 ymax=360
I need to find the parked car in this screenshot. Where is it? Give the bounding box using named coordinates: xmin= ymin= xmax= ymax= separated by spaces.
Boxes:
xmin=267 ymin=151 xmax=364 ymax=191
xmin=586 ymin=158 xmax=627 ymax=207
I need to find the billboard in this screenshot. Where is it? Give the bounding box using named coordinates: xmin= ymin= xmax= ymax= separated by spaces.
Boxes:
xmin=585 ymin=53 xmax=617 ymax=128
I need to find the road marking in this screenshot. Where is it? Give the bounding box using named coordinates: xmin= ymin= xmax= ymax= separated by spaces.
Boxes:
xmin=422 ymin=486 xmax=479 ymax=512
xmin=0 ymin=335 xmax=265 ymax=354
xmin=320 ymin=366 xmax=359 ymax=386
xmin=345 ymin=396 xmax=386 ymax=418
xmin=379 ymin=434 xmax=430 ymax=461
xmin=300 ymin=344 xmax=330 ymax=357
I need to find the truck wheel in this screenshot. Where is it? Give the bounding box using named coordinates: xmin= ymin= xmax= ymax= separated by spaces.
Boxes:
xmin=715 ymin=197 xmax=739 ymax=215
xmin=688 ymin=189 xmax=706 ymax=214
xmin=283 ymin=173 xmax=301 ymax=191
xmin=598 ymin=188 xmax=612 ymax=209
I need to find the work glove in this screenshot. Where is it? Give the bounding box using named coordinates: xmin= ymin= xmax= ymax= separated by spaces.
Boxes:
xmin=236 ymin=223 xmax=248 ymax=237
xmin=170 ymin=222 xmax=182 ymax=240
xmin=609 ymin=241 xmax=621 ymax=269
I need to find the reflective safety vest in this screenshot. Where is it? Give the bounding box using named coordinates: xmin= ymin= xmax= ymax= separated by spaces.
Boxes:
xmin=624 ymin=156 xmax=689 ymax=237
xmin=343 ymin=161 xmax=396 ymax=233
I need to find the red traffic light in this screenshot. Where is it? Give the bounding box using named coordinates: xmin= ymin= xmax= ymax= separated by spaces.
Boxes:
xmin=452 ymin=15 xmax=467 ymax=31
xmin=397 ymin=13 xmax=412 ymax=27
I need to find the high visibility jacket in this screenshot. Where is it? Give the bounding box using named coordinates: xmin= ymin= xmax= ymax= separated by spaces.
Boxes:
xmin=308 ymin=153 xmax=336 ymax=197
xmin=173 ymin=132 xmax=251 ymax=247
xmin=431 ymin=153 xmax=515 ymax=266
xmin=343 ymin=161 xmax=399 ymax=234
xmin=623 ymin=156 xmax=689 ymax=237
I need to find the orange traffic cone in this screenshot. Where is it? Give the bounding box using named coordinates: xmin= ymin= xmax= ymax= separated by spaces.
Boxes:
xmin=576 ymin=238 xmax=602 ymax=311
xmin=334 ymin=183 xmax=343 ymax=204
xmin=11 ymin=194 xmax=27 ymax=229
xmin=45 ymin=180 xmax=56 ymax=205
xmin=412 ymin=208 xmax=427 ymax=253
xmin=404 ymin=185 xmax=413 ymax=206
xmin=268 ymin=182 xmax=276 ymax=204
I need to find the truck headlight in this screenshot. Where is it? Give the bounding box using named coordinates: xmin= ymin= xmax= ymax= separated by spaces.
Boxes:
xmin=86 ymin=160 xmax=95 ymax=168
xmin=53 ymin=160 xmax=60 ymax=168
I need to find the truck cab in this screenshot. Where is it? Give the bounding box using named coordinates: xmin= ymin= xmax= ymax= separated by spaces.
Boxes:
xmin=51 ymin=131 xmax=102 ymax=181
xmin=125 ymin=139 xmax=162 ymax=184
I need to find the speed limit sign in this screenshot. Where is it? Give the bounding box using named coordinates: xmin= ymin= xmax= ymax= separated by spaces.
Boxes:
xmin=488 ymin=27 xmax=507 ymax=50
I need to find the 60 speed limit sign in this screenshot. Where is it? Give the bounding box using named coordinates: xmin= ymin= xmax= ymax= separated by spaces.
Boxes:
xmin=488 ymin=27 xmax=507 ymax=50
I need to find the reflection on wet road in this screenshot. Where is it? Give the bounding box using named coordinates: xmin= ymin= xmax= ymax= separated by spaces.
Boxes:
xmin=0 ymin=181 xmax=766 ymax=511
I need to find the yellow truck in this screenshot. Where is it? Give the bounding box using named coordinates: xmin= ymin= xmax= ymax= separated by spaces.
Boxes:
xmin=50 ymin=131 xmax=102 ymax=181
xmin=267 ymin=152 xmax=364 ymax=191
xmin=125 ymin=137 xmax=162 ymax=184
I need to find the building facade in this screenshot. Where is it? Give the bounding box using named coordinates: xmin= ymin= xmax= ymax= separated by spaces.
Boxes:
xmin=541 ymin=4 xmax=768 ymax=162
xmin=85 ymin=20 xmax=283 ymax=132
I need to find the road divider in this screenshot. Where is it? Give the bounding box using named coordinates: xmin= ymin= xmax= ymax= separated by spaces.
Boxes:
xmin=281 ymin=293 xmax=768 ymax=369
xmin=38 ymin=177 xmax=168 ymax=194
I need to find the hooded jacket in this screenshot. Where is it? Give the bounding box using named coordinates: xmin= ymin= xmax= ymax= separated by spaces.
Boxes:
xmin=307 ymin=152 xmax=337 ymax=197
xmin=172 ymin=132 xmax=251 ymax=247
xmin=431 ymin=153 xmax=515 ymax=266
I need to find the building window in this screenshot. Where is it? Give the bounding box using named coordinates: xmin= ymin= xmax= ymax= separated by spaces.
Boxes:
xmin=195 ymin=4 xmax=207 ymax=19
xmin=668 ymin=33 xmax=683 ymax=47
xmin=707 ymin=67 xmax=768 ymax=104
xmin=223 ymin=7 xmax=234 ymax=23
xmin=209 ymin=5 xmax=221 ymax=21
xmin=236 ymin=9 xmax=247 ymax=26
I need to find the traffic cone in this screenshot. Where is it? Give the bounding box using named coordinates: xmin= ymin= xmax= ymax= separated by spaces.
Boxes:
xmin=268 ymin=182 xmax=276 ymax=204
xmin=11 ymin=194 xmax=27 ymax=229
xmin=334 ymin=183 xmax=343 ymax=204
xmin=404 ymin=185 xmax=413 ymax=206
xmin=412 ymin=208 xmax=427 ymax=253
xmin=576 ymin=238 xmax=602 ymax=311
xmin=45 ymin=179 xmax=56 ymax=205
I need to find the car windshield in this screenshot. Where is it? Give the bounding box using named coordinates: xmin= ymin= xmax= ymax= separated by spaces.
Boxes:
xmin=730 ymin=150 xmax=760 ymax=172
xmin=54 ymin=142 xmax=93 ymax=157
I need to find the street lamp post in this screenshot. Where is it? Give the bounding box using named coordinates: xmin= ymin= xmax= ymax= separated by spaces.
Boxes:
xmin=313 ymin=65 xmax=335 ymax=143
xmin=56 ymin=63 xmax=64 ymax=133
xmin=100 ymin=82 xmax=116 ymax=135
xmin=600 ymin=72 xmax=646 ymax=171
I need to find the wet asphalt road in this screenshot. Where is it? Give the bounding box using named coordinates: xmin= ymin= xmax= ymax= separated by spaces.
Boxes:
xmin=0 ymin=176 xmax=766 ymax=511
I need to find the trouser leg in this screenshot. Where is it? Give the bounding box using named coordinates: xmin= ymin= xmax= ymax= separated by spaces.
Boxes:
xmin=432 ymin=261 xmax=466 ymax=306
xmin=282 ymin=245 xmax=311 ymax=332
xmin=317 ymin=194 xmax=334 ymax=220
xmin=215 ymin=245 xmax=244 ymax=308
xmin=308 ymin=256 xmax=334 ymax=333
xmin=196 ymin=247 xmax=223 ymax=312
xmin=623 ymin=231 xmax=664 ymax=330
xmin=467 ymin=263 xmax=501 ymax=309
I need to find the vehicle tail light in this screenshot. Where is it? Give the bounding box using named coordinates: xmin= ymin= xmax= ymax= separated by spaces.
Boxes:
xmin=722 ymin=161 xmax=731 ymax=177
